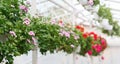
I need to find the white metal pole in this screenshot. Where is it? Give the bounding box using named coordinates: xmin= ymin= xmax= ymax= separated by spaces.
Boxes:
xmin=73 ymin=52 xmax=76 ymax=64
xmin=31 ymin=0 xmax=38 ymax=64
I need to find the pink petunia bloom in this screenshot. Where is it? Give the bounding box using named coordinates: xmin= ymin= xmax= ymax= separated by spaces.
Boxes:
xmin=59 ymin=23 xmax=64 ymax=27
xmin=19 ymin=5 xmax=28 ymax=12
xmin=23 ymin=18 xmax=31 ymax=25
xmin=88 ymin=0 xmax=94 ymax=6
xmin=23 ymin=20 xmax=30 ymax=25
xmin=28 ymin=31 xmax=35 ymax=36
xmin=19 ymin=5 xmax=26 ymax=10
xmin=59 ymin=20 xmax=64 ymax=27
xmin=9 ymin=31 xmax=17 ymax=37
xmin=51 ymin=20 xmax=56 ymax=24
xmin=74 ymin=35 xmax=79 ymax=40
xmin=24 ymin=8 xmax=28 ymax=13
xmin=64 ymin=31 xmax=70 ymax=38
xmin=70 ymin=44 xmax=75 ymax=48
xmin=32 ymin=37 xmax=37 ymax=45
xmin=59 ymin=30 xmax=70 ymax=38
xmin=87 ymin=50 xmax=92 ymax=55
xmin=26 ymin=1 xmax=31 ymax=5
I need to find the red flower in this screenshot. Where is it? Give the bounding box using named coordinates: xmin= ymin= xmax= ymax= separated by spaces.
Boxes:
xmin=89 ymin=32 xmax=98 ymax=40
xmin=83 ymin=32 xmax=89 ymax=38
xmin=59 ymin=20 xmax=63 ymax=24
xmin=87 ymin=50 xmax=92 ymax=55
xmin=58 ymin=20 xmax=64 ymax=27
xmin=75 ymin=25 xmax=84 ymax=32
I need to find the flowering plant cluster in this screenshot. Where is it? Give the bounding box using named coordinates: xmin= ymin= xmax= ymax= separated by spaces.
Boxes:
xmin=0 ymin=0 xmax=34 ymax=64
xmin=0 ymin=0 xmax=107 ymax=64
xmin=75 ymin=25 xmax=107 ymax=56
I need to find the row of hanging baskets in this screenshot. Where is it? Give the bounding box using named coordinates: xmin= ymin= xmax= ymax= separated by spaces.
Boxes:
xmin=0 ymin=0 xmax=108 ymax=64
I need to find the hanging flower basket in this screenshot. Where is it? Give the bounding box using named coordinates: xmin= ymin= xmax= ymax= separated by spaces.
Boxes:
xmin=0 ymin=0 xmax=107 ymax=64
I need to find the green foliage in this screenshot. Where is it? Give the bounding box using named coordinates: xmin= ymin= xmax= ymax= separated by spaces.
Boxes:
xmin=93 ymin=0 xmax=100 ymax=6
xmin=98 ymin=6 xmax=113 ymax=24
xmin=35 ymin=20 xmax=81 ymax=54
xmin=0 ymin=0 xmax=34 ymax=64
xmin=98 ymin=6 xmax=120 ymax=36
xmin=0 ymin=0 xmax=107 ymax=64
xmin=79 ymin=36 xmax=93 ymax=56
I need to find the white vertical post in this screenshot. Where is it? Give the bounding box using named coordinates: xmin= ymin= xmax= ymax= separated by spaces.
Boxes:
xmin=32 ymin=45 xmax=38 ymax=64
xmin=30 ymin=0 xmax=37 ymax=17
xmin=73 ymin=52 xmax=76 ymax=64
xmin=30 ymin=0 xmax=38 ymax=64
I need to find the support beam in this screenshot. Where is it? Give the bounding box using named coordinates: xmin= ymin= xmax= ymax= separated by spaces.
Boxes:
xmin=31 ymin=0 xmax=38 ymax=64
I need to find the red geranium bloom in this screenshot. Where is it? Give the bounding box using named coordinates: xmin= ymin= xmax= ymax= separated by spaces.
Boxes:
xmin=59 ymin=20 xmax=63 ymax=24
xmin=87 ymin=50 xmax=92 ymax=55
xmin=75 ymin=25 xmax=84 ymax=32
xmin=92 ymin=44 xmax=102 ymax=53
xmin=83 ymin=32 xmax=89 ymax=38
xmin=89 ymin=32 xmax=98 ymax=40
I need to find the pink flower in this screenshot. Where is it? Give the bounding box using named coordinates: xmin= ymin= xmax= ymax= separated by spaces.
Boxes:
xmin=23 ymin=18 xmax=31 ymax=25
xmin=101 ymin=39 xmax=105 ymax=45
xmin=101 ymin=38 xmax=107 ymax=50
xmin=19 ymin=5 xmax=28 ymax=12
xmin=70 ymin=44 xmax=75 ymax=48
xmin=87 ymin=50 xmax=92 ymax=55
xmin=59 ymin=30 xmax=70 ymax=38
xmin=74 ymin=35 xmax=79 ymax=40
xmin=19 ymin=5 xmax=26 ymax=10
xmin=59 ymin=23 xmax=64 ymax=27
xmin=28 ymin=31 xmax=35 ymax=36
xmin=88 ymin=0 xmax=94 ymax=5
xmin=64 ymin=31 xmax=70 ymax=38
xmin=32 ymin=37 xmax=37 ymax=45
xmin=9 ymin=31 xmax=17 ymax=37
xmin=23 ymin=20 xmax=30 ymax=25
xmin=26 ymin=1 xmax=31 ymax=5
xmin=51 ymin=20 xmax=56 ymax=24
xmin=93 ymin=44 xmax=102 ymax=53
xmin=59 ymin=20 xmax=64 ymax=27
